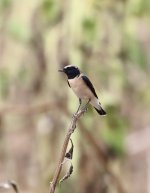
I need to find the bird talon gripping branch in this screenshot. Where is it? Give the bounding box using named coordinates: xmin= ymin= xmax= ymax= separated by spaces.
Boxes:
xmin=82 ymin=107 xmax=88 ymax=113
xmin=72 ymin=113 xmax=77 ymax=119
xmin=59 ymin=65 xmax=107 ymax=116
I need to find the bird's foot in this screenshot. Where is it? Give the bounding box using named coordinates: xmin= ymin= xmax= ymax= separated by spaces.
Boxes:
xmin=81 ymin=106 xmax=88 ymax=113
xmin=82 ymin=99 xmax=90 ymax=113
xmin=84 ymin=106 xmax=88 ymax=112
xmin=72 ymin=113 xmax=77 ymax=119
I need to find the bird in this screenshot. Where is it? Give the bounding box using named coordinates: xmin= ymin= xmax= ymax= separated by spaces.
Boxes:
xmin=59 ymin=65 xmax=106 ymax=116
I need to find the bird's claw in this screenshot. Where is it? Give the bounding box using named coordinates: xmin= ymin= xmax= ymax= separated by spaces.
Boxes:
xmin=84 ymin=106 xmax=88 ymax=112
xmin=72 ymin=113 xmax=78 ymax=118
xmin=81 ymin=106 xmax=88 ymax=113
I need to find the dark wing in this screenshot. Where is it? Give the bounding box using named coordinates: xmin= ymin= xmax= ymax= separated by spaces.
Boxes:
xmin=67 ymin=80 xmax=71 ymax=87
xmin=82 ymin=75 xmax=98 ymax=98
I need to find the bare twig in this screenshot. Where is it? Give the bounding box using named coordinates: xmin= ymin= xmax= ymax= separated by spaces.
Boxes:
xmin=49 ymin=107 xmax=87 ymax=193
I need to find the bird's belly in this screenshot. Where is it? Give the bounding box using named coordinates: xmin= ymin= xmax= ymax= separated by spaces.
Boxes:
xmin=69 ymin=78 xmax=93 ymax=100
xmin=72 ymin=87 xmax=90 ymax=99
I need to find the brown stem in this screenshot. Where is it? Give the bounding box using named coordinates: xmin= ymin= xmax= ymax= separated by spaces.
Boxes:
xmin=49 ymin=108 xmax=87 ymax=193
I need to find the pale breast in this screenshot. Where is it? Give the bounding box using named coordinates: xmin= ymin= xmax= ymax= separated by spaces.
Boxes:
xmin=68 ymin=76 xmax=94 ymax=100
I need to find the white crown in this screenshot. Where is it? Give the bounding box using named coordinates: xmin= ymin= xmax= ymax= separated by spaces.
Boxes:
xmin=64 ymin=65 xmax=78 ymax=69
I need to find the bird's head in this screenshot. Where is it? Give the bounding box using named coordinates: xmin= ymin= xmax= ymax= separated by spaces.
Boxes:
xmin=59 ymin=65 xmax=80 ymax=79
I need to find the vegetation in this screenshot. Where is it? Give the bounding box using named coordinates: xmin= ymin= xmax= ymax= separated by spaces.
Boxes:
xmin=0 ymin=0 xmax=150 ymax=193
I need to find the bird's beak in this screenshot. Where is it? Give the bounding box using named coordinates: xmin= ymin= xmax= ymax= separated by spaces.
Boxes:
xmin=58 ymin=69 xmax=64 ymax=72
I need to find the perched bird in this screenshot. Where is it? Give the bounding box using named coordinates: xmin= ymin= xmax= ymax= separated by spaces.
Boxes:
xmin=59 ymin=65 xmax=106 ymax=116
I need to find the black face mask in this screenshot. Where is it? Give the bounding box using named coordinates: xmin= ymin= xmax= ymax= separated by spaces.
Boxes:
xmin=64 ymin=67 xmax=80 ymax=79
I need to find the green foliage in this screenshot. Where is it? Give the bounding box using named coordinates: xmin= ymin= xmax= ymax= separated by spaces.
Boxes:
xmin=128 ymin=0 xmax=150 ymax=16
xmin=41 ymin=0 xmax=60 ymax=24
xmin=137 ymin=88 xmax=150 ymax=105
xmin=101 ymin=105 xmax=128 ymax=156
xmin=0 ymin=0 xmax=150 ymax=192
xmin=7 ymin=21 xmax=30 ymax=42
xmin=126 ymin=36 xmax=148 ymax=69
xmin=0 ymin=0 xmax=10 ymax=12
xmin=82 ymin=17 xmax=97 ymax=43
xmin=41 ymin=0 xmax=54 ymax=16
xmin=102 ymin=127 xmax=125 ymax=156
xmin=0 ymin=69 xmax=9 ymax=99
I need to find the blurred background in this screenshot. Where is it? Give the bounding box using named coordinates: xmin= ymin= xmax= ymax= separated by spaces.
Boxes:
xmin=0 ymin=0 xmax=150 ymax=193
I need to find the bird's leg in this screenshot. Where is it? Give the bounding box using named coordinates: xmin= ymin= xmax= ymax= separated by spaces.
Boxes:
xmin=82 ymin=99 xmax=90 ymax=111
xmin=75 ymin=98 xmax=82 ymax=114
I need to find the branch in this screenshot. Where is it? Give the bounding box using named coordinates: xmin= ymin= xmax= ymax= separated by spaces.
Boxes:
xmin=49 ymin=107 xmax=87 ymax=193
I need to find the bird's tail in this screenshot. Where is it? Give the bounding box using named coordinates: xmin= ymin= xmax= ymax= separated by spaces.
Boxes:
xmin=94 ymin=107 xmax=107 ymax=116
xmin=90 ymin=99 xmax=107 ymax=116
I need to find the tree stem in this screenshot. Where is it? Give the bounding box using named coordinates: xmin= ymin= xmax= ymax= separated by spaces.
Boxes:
xmin=49 ymin=108 xmax=86 ymax=193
